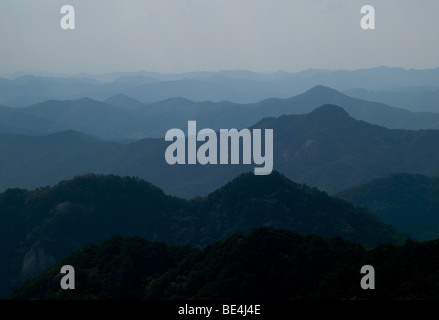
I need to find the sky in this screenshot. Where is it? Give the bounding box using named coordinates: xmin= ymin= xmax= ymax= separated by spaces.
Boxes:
xmin=0 ymin=0 xmax=438 ymax=75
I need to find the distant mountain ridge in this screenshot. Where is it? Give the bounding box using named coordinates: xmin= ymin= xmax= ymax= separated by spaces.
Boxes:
xmin=2 ymin=67 xmax=439 ymax=107
xmin=1 ymin=104 xmax=439 ymax=197
xmin=2 ymin=86 xmax=439 ymax=141
xmin=345 ymin=87 xmax=439 ymax=113
xmin=261 ymin=85 xmax=439 ymax=130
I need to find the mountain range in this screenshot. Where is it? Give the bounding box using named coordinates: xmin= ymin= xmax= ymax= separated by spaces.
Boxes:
xmin=1 ymin=85 xmax=439 ymax=142
xmin=8 ymin=227 xmax=439 ymax=300
xmin=345 ymin=86 xmax=439 ymax=113
xmin=1 ymin=104 xmax=439 ymax=198
xmin=0 ymin=171 xmax=405 ymax=298
xmin=2 ymin=67 xmax=439 ymax=301
xmin=338 ymin=173 xmax=439 ymax=241
xmin=2 ymin=67 xmax=439 ymax=107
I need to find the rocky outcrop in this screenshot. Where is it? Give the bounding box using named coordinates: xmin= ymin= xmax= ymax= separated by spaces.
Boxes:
xmin=21 ymin=246 xmax=56 ymax=280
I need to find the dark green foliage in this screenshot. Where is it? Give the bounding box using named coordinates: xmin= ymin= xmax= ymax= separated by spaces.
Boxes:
xmin=0 ymin=171 xmax=405 ymax=298
xmin=364 ymin=239 xmax=439 ymax=299
xmin=338 ymin=173 xmax=439 ymax=241
xmin=145 ymin=228 xmax=366 ymax=300
xmin=8 ymin=236 xmax=194 ymax=300
xmin=0 ymin=174 xmax=182 ymax=298
xmin=180 ymin=171 xmax=405 ymax=247
xmin=8 ymin=228 xmax=439 ymax=300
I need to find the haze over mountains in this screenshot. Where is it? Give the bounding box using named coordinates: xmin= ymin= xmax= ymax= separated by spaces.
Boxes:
xmin=345 ymin=86 xmax=439 ymax=113
xmin=2 ymin=67 xmax=439 ymax=108
xmin=2 ymin=67 xmax=439 ymax=300
xmin=1 ymin=104 xmax=439 ymax=198
xmin=1 ymin=85 xmax=439 ymax=141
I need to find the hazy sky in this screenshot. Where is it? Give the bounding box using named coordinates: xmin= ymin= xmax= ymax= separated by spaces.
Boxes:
xmin=1 ymin=0 xmax=438 ymax=75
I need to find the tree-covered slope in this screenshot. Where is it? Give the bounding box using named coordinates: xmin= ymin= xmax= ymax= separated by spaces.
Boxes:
xmin=337 ymin=173 xmax=439 ymax=241
xmin=0 ymin=171 xmax=405 ymax=297
xmin=7 ymin=228 xmax=439 ymax=300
